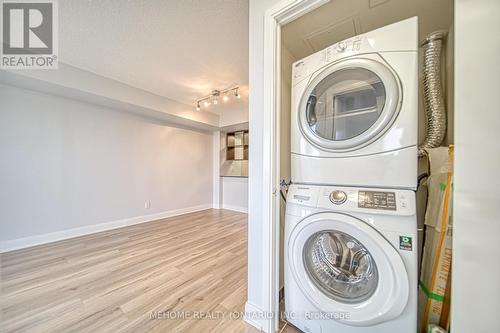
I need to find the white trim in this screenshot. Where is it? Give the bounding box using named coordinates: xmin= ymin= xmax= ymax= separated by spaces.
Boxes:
xmin=0 ymin=204 xmax=212 ymax=253
xmin=222 ymin=204 xmax=248 ymax=214
xmin=244 ymin=301 xmax=267 ymax=331
xmin=254 ymin=1 xmax=331 ymax=332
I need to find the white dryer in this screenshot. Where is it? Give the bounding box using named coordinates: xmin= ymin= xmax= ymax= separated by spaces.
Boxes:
xmin=284 ymin=184 xmax=417 ymax=333
xmin=291 ymin=17 xmax=418 ymax=189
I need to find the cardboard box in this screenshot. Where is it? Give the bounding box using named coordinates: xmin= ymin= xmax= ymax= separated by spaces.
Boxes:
xmin=418 ymin=147 xmax=453 ymax=332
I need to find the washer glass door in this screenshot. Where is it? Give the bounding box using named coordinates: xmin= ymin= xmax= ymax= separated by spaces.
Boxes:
xmin=303 ymin=230 xmax=378 ymax=303
xmin=299 ymin=58 xmax=400 ymax=151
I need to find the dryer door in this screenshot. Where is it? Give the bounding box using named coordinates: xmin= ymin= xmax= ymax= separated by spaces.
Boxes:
xmin=298 ymin=57 xmax=401 ymax=151
xmin=288 ymin=212 xmax=409 ymax=326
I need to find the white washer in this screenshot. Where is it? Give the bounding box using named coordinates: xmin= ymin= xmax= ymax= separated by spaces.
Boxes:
xmin=285 ymin=184 xmax=417 ymax=333
xmin=291 ymin=17 xmax=418 ymax=189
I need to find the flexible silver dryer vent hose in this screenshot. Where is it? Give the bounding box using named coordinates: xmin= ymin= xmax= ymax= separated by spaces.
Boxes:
xmin=418 ymin=31 xmax=447 ymax=158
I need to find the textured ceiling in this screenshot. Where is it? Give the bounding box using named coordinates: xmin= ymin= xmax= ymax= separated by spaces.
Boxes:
xmin=282 ymin=0 xmax=453 ymax=60
xmin=58 ymin=0 xmax=249 ymax=113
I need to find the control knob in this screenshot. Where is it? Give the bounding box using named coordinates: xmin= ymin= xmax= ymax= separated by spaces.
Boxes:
xmin=329 ymin=190 xmax=347 ymax=204
xmin=336 ymin=41 xmax=347 ymax=52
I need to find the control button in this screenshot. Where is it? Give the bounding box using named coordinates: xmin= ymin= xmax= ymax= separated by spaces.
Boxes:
xmin=293 ymin=61 xmax=305 ymax=79
xmin=352 ymin=38 xmax=361 ymax=51
xmin=326 ymin=47 xmax=333 ymax=62
xmin=329 ymin=190 xmax=347 ymax=205
xmin=336 ymin=41 xmax=347 ymax=52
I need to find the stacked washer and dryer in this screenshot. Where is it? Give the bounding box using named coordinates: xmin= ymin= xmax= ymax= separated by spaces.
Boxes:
xmin=285 ymin=17 xmax=419 ymax=332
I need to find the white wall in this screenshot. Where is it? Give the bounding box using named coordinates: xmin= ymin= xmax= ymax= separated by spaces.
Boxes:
xmin=1 ymin=64 xmax=219 ymax=131
xmin=212 ymin=131 xmax=222 ymax=209
xmin=222 ymin=177 xmax=249 ymax=213
xmin=452 ymin=0 xmax=500 ymax=332
xmin=0 ymin=84 xmax=214 ymax=250
xmin=219 ymin=105 xmax=249 ymax=127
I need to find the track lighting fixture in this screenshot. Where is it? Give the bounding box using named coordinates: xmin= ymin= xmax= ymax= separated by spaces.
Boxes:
xmin=195 ymin=86 xmax=241 ymax=111
xmin=212 ymin=90 xmax=220 ymax=105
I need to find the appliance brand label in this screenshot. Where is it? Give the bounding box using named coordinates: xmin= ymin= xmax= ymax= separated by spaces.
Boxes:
xmin=399 ymin=236 xmax=413 ymax=251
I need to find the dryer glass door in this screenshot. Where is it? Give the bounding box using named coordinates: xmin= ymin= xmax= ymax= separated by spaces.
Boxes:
xmin=303 ymin=230 xmax=378 ymax=303
xmin=299 ymin=58 xmax=400 ymax=151
xmin=306 ymin=68 xmax=385 ymax=140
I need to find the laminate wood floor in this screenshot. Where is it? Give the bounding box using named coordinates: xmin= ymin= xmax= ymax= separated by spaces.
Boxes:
xmin=0 ymin=209 xmax=265 ymax=333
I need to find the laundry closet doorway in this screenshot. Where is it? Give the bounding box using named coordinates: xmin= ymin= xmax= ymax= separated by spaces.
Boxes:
xmin=248 ymin=0 xmax=454 ymax=332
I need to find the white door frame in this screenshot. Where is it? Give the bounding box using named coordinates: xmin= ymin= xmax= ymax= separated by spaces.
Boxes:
xmin=259 ymin=1 xmax=330 ymax=332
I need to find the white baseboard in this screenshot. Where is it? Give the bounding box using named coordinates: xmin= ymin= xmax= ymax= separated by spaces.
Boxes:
xmin=244 ymin=301 xmax=266 ymax=332
xmin=0 ymin=204 xmax=212 ymax=253
xmin=222 ymin=204 xmax=248 ymax=213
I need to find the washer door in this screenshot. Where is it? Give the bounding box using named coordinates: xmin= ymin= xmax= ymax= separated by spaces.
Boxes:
xmin=288 ymin=212 xmax=409 ymax=326
xmin=298 ymin=57 xmax=401 ymax=151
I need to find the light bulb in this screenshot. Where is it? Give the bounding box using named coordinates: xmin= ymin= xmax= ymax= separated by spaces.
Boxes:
xmin=223 ymin=95 xmax=229 ymax=102
xmin=235 ymin=89 xmax=241 ymax=99
xmin=213 ymin=97 xmax=218 ymax=105
xmin=204 ymin=100 xmax=210 ymax=107
xmin=196 ymin=102 xmax=201 ymax=111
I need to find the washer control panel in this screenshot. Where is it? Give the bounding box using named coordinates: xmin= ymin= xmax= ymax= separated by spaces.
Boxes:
xmin=358 ymin=191 xmax=396 ymax=210
xmin=286 ymin=184 xmax=415 ymax=216
xmin=329 ymin=190 xmax=347 ymax=205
